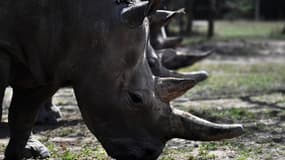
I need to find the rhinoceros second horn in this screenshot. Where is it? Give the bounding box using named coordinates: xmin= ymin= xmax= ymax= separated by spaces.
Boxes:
xmin=155 ymin=71 xmax=208 ymax=102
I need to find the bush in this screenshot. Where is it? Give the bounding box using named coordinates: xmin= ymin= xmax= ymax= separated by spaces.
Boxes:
xmin=221 ymin=0 xmax=254 ymax=19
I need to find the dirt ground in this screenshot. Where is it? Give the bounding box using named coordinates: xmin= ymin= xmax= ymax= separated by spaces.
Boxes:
xmin=0 ymin=39 xmax=285 ymax=159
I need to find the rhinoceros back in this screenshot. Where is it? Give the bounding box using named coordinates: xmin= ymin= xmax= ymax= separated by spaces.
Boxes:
xmin=0 ymin=0 xmax=117 ymax=87
xmin=0 ymin=0 xmax=52 ymax=85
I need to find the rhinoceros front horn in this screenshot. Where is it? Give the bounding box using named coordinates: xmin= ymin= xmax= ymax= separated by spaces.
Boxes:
xmin=170 ymin=109 xmax=244 ymax=141
xmin=155 ymin=71 xmax=208 ymax=103
xmin=121 ymin=0 xmax=161 ymax=27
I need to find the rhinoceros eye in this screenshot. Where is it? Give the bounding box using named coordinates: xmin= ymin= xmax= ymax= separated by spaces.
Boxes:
xmin=128 ymin=91 xmax=144 ymax=105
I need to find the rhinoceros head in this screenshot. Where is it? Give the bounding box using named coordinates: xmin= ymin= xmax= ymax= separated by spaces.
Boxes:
xmin=72 ymin=1 xmax=243 ymax=159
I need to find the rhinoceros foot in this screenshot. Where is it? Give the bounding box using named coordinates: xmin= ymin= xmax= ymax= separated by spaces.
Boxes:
xmin=22 ymin=136 xmax=50 ymax=159
xmin=36 ymin=103 xmax=62 ymax=125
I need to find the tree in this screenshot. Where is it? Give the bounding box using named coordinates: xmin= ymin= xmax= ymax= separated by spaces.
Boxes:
xmin=254 ymin=0 xmax=260 ymax=20
xmin=185 ymin=0 xmax=194 ymax=35
xmin=207 ymin=0 xmax=216 ymax=38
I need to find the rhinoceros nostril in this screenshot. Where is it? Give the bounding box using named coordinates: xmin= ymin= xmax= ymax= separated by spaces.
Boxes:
xmin=128 ymin=92 xmax=143 ymax=104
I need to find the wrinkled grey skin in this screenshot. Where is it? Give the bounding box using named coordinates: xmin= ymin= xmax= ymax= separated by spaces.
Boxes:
xmin=0 ymin=0 xmax=243 ymax=160
xmin=31 ymin=8 xmax=206 ymax=126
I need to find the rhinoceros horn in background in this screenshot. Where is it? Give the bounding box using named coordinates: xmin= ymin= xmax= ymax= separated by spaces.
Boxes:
xmin=147 ymin=40 xmax=209 ymax=80
xmin=149 ymin=9 xmax=184 ymax=49
xmin=151 ymin=8 xmax=185 ymax=27
xmin=158 ymin=49 xmax=213 ymax=70
xmin=121 ymin=0 xmax=161 ymax=27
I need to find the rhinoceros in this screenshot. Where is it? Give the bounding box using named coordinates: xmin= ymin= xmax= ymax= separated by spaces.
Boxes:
xmin=149 ymin=9 xmax=212 ymax=70
xmin=3 ymin=9 xmax=204 ymax=126
xmin=0 ymin=0 xmax=243 ymax=159
xmin=149 ymin=9 xmax=184 ymax=49
xmin=9 ymin=5 xmax=206 ymax=126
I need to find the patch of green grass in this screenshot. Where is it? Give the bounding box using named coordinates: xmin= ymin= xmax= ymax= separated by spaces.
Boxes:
xmin=180 ymin=62 xmax=285 ymax=100
xmin=223 ymin=108 xmax=256 ymax=121
xmin=62 ymin=150 xmax=77 ymax=160
xmin=252 ymin=93 xmax=285 ymax=104
xmin=161 ymin=140 xmax=282 ymax=160
xmin=205 ymin=141 xmax=254 ymax=160
xmin=189 ymin=107 xmax=256 ymax=124
xmin=44 ymin=141 xmax=109 ymax=159
xmin=196 ymin=144 xmax=217 ymax=160
xmin=58 ymin=128 xmax=76 ymax=137
xmin=159 ymin=148 xmax=195 ymax=160
xmin=0 ymin=144 xmax=5 ymax=153
xmin=182 ymin=21 xmax=284 ymax=44
xmin=215 ymin=21 xmax=284 ymax=39
xmin=160 ymin=143 xmax=219 ymax=160
xmin=277 ymin=109 xmax=285 ymax=119
xmin=200 ymin=143 xmax=219 ymax=151
xmin=229 ymin=142 xmax=262 ymax=160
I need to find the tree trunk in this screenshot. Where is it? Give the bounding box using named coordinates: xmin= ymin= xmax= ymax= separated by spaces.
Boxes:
xmin=185 ymin=0 xmax=194 ymax=35
xmin=255 ymin=0 xmax=260 ymax=20
xmin=207 ymin=0 xmax=216 ymax=38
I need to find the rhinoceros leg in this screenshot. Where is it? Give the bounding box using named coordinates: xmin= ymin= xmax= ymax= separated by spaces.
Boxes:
xmin=36 ymin=97 xmax=62 ymax=125
xmin=22 ymin=133 xmax=50 ymax=159
xmin=5 ymin=86 xmax=56 ymax=160
xmin=0 ymin=88 xmax=4 ymax=123
xmin=0 ymin=52 xmax=10 ymax=123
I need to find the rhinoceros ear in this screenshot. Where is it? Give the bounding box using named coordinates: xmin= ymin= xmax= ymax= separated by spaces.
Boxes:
xmin=121 ymin=0 xmax=161 ymax=28
xmin=155 ymin=71 xmax=208 ymax=103
xmin=151 ymin=8 xmax=185 ymax=26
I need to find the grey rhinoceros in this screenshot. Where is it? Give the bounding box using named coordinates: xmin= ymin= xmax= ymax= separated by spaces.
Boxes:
xmin=149 ymin=9 xmax=213 ymax=70
xmin=0 ymin=0 xmax=243 ymax=159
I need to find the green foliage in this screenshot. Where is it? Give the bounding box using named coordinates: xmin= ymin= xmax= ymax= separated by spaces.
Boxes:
xmin=182 ymin=21 xmax=285 ymax=42
xmin=223 ymin=0 xmax=254 ymax=19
